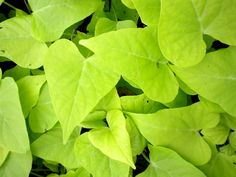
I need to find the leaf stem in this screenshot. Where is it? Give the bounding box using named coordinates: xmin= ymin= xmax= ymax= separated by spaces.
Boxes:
xmin=3 ymin=1 xmax=18 ymax=11
xmin=30 ymin=172 xmax=44 ymax=177
xmin=142 ymin=152 xmax=151 ymax=164
xmin=23 ymin=0 xmax=32 ymax=13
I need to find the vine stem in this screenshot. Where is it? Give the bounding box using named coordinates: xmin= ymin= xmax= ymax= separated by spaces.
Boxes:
xmin=142 ymin=152 xmax=151 ymax=164
xmin=3 ymin=1 xmax=18 ymax=11
xmin=23 ymin=0 xmax=32 ymax=13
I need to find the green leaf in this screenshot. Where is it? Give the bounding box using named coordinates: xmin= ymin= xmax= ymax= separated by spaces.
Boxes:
xmin=158 ymin=0 xmax=236 ymax=67
xmin=3 ymin=66 xmax=30 ymax=81
xmin=0 ymin=77 xmax=30 ymax=153
xmin=229 ymin=132 xmax=236 ymax=150
xmin=121 ymin=94 xmax=165 ymax=114
xmin=158 ymin=0 xmax=206 ymax=67
xmin=17 ymin=75 xmax=46 ymax=117
xmin=126 ymin=117 xmax=146 ymax=156
xmin=29 ymin=83 xmax=58 ymax=133
xmin=200 ymin=143 xmax=236 ymax=177
xmin=44 ymin=39 xmax=119 ymax=142
xmin=131 ymin=0 xmax=161 ymax=26
xmin=29 ymin=0 xmax=101 ymax=41
xmin=171 ymin=47 xmax=236 ymax=117
xmin=121 ymin=0 xmax=135 ymax=9
xmin=81 ymin=27 xmax=179 ymax=103
xmin=0 ymin=16 xmax=48 ymax=68
xmin=74 ymin=133 xmax=130 ymax=177
xmin=88 ymin=110 xmax=135 ymax=168
xmin=201 ymin=123 xmax=230 ymax=145
xmin=0 ymin=151 xmax=32 ymax=177
xmin=0 ymin=0 xmax=3 ymax=5
xmin=31 ymin=125 xmax=80 ymax=169
xmin=137 ymin=146 xmax=206 ymax=177
xmin=128 ymin=103 xmax=220 ymax=165
xmin=0 ymin=147 xmax=8 ymax=166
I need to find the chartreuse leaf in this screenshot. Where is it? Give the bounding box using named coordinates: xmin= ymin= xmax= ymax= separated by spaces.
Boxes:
xmin=29 ymin=83 xmax=58 ymax=133
xmin=74 ymin=133 xmax=130 ymax=177
xmin=3 ymin=66 xmax=30 ymax=81
xmin=121 ymin=94 xmax=165 ymax=114
xmin=158 ymin=0 xmax=206 ymax=67
xmin=95 ymin=18 xmax=136 ymax=36
xmin=0 ymin=16 xmax=48 ymax=68
xmin=131 ymin=0 xmax=161 ymax=26
xmin=0 ymin=78 xmax=30 ymax=153
xmin=121 ymin=0 xmax=135 ymax=9
xmin=126 ymin=117 xmax=146 ymax=156
xmin=200 ymin=142 xmax=236 ymax=177
xmin=28 ymin=0 xmax=101 ymax=41
xmin=0 ymin=151 xmax=32 ymax=177
xmin=201 ymin=122 xmax=230 ymax=145
xmin=229 ymin=132 xmax=236 ymax=150
xmin=137 ymin=146 xmax=206 ymax=177
xmin=81 ymin=27 xmax=179 ymax=103
xmin=0 ymin=1 xmax=3 ymax=5
xmin=88 ymin=110 xmax=135 ymax=168
xmin=47 ymin=167 xmax=90 ymax=177
xmin=172 ymin=47 xmax=236 ymax=117
xmin=44 ymin=39 xmax=119 ymax=143
xmin=159 ymin=0 xmax=236 ymax=67
xmin=31 ymin=124 xmax=80 ymax=169
xmin=17 ymin=75 xmax=46 ymax=117
xmin=127 ymin=103 xmax=220 ymax=165
xmin=0 ymin=147 xmax=8 ymax=166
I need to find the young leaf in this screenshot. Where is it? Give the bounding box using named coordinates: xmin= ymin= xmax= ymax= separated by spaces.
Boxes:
xmin=0 ymin=77 xmax=30 ymax=153
xmin=28 ymin=0 xmax=101 ymax=41
xmin=88 ymin=110 xmax=135 ymax=168
xmin=44 ymin=39 xmax=119 ymax=143
xmin=74 ymin=133 xmax=130 ymax=177
xmin=127 ymin=103 xmax=220 ymax=165
xmin=17 ymin=75 xmax=46 ymax=117
xmin=137 ymin=146 xmax=206 ymax=177
xmin=0 ymin=151 xmax=32 ymax=177
xmin=80 ymin=27 xmax=179 ymax=103
xmin=31 ymin=125 xmax=80 ymax=169
xmin=171 ymin=47 xmax=236 ymax=117
xmin=3 ymin=66 xmax=30 ymax=81
xmin=0 ymin=16 xmax=48 ymax=68
xmin=29 ymin=83 xmax=58 ymax=133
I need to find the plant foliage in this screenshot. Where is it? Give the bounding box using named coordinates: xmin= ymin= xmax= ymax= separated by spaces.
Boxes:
xmin=0 ymin=0 xmax=236 ymax=176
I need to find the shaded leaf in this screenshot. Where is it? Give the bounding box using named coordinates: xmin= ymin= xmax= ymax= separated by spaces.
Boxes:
xmin=0 ymin=147 xmax=8 ymax=166
xmin=31 ymin=125 xmax=80 ymax=169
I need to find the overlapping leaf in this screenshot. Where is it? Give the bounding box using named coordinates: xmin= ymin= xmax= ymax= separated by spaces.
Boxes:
xmin=127 ymin=103 xmax=220 ymax=165
xmin=17 ymin=75 xmax=46 ymax=117
xmin=44 ymin=39 xmax=119 ymax=142
xmin=0 ymin=78 xmax=29 ymax=153
xmin=31 ymin=125 xmax=80 ymax=169
xmin=28 ymin=0 xmax=101 ymax=41
xmin=158 ymin=0 xmax=236 ymax=67
xmin=88 ymin=110 xmax=135 ymax=168
xmin=0 ymin=151 xmax=32 ymax=177
xmin=80 ymin=27 xmax=179 ymax=103
xmin=172 ymin=47 xmax=236 ymax=117
xmin=137 ymin=146 xmax=206 ymax=177
xmin=0 ymin=148 xmax=8 ymax=166
xmin=0 ymin=16 xmax=48 ymax=68
xmin=29 ymin=83 xmax=58 ymax=133
xmin=74 ymin=133 xmax=130 ymax=177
